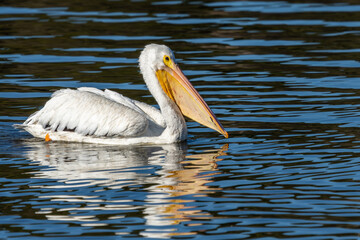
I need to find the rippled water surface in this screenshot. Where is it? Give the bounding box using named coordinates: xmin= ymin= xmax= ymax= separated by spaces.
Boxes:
xmin=1 ymin=0 xmax=360 ymax=239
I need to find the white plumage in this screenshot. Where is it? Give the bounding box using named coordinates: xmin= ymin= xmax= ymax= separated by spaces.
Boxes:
xmin=17 ymin=44 xmax=227 ymax=145
xmin=26 ymin=88 xmax=163 ymax=136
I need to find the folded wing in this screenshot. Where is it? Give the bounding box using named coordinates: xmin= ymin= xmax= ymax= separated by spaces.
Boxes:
xmin=24 ymin=88 xmax=152 ymax=137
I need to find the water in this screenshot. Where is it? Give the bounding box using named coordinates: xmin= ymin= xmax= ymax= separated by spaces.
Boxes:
xmin=1 ymin=0 xmax=360 ymax=239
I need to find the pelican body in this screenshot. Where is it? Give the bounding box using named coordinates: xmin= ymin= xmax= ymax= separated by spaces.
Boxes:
xmin=17 ymin=44 xmax=228 ymax=145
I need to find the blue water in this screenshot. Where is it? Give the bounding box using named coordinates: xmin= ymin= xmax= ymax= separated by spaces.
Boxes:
xmin=1 ymin=0 xmax=360 ymax=239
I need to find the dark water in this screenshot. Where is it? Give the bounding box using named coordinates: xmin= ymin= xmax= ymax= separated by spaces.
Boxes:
xmin=1 ymin=0 xmax=360 ymax=239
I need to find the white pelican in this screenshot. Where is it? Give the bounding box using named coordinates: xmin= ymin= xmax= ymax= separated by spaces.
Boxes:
xmin=17 ymin=44 xmax=228 ymax=145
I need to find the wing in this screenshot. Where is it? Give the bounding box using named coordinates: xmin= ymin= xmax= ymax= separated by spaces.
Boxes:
xmin=78 ymin=87 xmax=165 ymax=127
xmin=24 ymin=88 xmax=150 ymax=137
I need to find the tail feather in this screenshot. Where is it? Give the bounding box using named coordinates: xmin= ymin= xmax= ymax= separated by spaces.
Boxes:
xmin=13 ymin=123 xmax=27 ymax=130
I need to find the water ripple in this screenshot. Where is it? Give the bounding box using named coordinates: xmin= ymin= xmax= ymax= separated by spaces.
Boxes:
xmin=1 ymin=0 xmax=360 ymax=239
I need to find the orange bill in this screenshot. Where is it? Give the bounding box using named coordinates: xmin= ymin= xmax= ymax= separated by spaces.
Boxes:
xmin=156 ymin=65 xmax=228 ymax=138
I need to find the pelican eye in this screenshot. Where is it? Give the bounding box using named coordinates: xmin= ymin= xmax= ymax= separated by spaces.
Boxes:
xmin=163 ymin=55 xmax=172 ymax=68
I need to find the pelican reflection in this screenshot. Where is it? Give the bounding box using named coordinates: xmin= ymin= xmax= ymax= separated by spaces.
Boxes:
xmin=23 ymin=140 xmax=228 ymax=238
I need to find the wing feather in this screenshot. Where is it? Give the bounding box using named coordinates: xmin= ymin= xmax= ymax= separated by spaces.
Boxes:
xmin=25 ymin=88 xmax=150 ymax=137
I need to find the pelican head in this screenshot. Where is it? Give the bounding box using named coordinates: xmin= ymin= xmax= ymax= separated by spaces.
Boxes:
xmin=139 ymin=44 xmax=175 ymax=71
xmin=139 ymin=44 xmax=228 ymax=138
